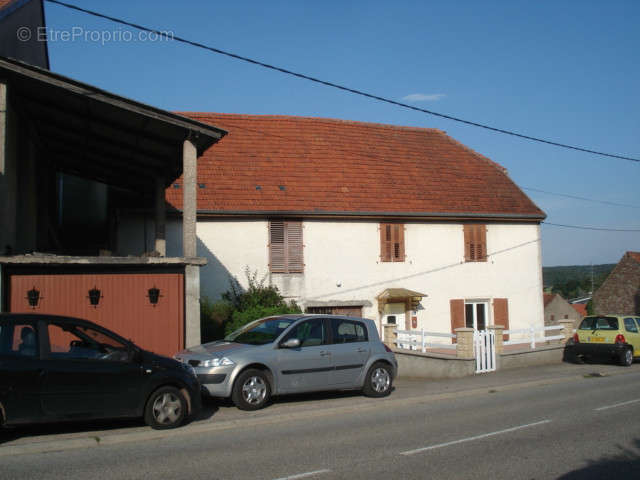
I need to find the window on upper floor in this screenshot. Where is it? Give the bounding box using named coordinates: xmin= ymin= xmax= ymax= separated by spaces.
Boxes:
xmin=380 ymin=223 xmax=405 ymax=262
xmin=269 ymin=220 xmax=304 ymax=273
xmin=463 ymin=224 xmax=487 ymax=262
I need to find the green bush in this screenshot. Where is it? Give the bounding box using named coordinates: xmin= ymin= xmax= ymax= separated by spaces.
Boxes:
xmin=202 ymin=267 xmax=302 ymax=339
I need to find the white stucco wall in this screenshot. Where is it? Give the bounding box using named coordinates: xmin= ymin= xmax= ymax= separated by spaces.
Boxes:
xmin=117 ymin=216 xmax=544 ymax=342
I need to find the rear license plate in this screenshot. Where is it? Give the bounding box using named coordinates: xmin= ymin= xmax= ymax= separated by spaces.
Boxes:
xmin=588 ymin=337 xmax=605 ymax=342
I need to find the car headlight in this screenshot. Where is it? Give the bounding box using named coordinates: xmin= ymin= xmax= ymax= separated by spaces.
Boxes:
xmin=201 ymin=357 xmax=235 ymax=368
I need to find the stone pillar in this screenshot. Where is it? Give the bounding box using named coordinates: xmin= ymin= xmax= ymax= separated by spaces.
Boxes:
xmin=455 ymin=328 xmax=475 ymax=359
xmin=488 ymin=325 xmax=504 ymax=355
xmin=154 ymin=176 xmax=166 ymax=256
xmin=184 ymin=264 xmax=201 ymax=347
xmin=558 ymin=319 xmax=575 ymax=344
xmin=182 ymin=138 xmax=197 ymax=258
xmin=383 ymin=324 xmax=397 ymax=349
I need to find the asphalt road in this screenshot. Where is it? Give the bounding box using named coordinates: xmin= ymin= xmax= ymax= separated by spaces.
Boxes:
xmin=2 ymin=362 xmax=640 ymax=479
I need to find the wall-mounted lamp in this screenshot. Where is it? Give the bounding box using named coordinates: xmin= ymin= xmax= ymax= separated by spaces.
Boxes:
xmin=87 ymin=287 xmax=102 ymax=307
xmin=26 ymin=287 xmax=41 ymax=309
xmin=147 ymin=286 xmax=162 ymax=306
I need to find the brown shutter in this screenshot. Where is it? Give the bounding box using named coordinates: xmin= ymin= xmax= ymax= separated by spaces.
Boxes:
xmin=464 ymin=224 xmax=487 ymax=262
xmin=287 ymin=221 xmax=304 ymax=273
xmin=394 ymin=224 xmax=405 ymax=262
xmin=269 ymin=221 xmax=286 ymax=273
xmin=450 ymin=299 xmax=465 ymax=343
xmin=493 ymin=298 xmax=509 ymax=341
xmin=463 ymin=225 xmax=472 ymax=261
xmin=477 ymin=224 xmax=487 ymax=261
xmin=380 ymin=223 xmax=392 ymax=262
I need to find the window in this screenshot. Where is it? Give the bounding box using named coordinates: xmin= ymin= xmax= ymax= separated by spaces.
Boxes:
xmin=380 ymin=223 xmax=405 ymax=262
xmin=624 ymin=318 xmax=638 ymax=333
xmin=0 ymin=323 xmax=37 ymax=357
xmin=331 ymin=319 xmax=368 ymax=343
xmin=269 ymin=220 xmax=304 ymax=273
xmin=46 ymin=323 xmax=130 ymax=362
xmin=463 ymin=224 xmax=487 ymax=262
xmin=578 ymin=317 xmax=618 ymax=330
xmin=282 ymin=319 xmax=325 ymax=347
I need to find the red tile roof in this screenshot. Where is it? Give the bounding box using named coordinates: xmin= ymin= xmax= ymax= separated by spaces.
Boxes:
xmin=167 ymin=113 xmax=545 ymax=219
xmin=627 ymin=251 xmax=640 ymax=263
xmin=571 ymin=303 xmax=587 ymax=317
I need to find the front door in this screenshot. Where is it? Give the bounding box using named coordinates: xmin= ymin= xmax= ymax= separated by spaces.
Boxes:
xmin=465 ymin=302 xmax=488 ymax=331
xmin=40 ymin=320 xmax=142 ymax=418
xmin=276 ymin=318 xmax=331 ymax=393
xmin=326 ymin=318 xmax=370 ymax=386
xmin=623 ymin=317 xmax=640 ymax=356
xmin=0 ymin=319 xmax=44 ymax=424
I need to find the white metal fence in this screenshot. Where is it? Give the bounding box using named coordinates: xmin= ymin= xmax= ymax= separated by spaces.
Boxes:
xmin=503 ymin=325 xmax=565 ymax=349
xmin=394 ymin=329 xmax=457 ymax=352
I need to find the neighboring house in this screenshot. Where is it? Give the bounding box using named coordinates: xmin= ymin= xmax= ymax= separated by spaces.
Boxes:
xmin=543 ymin=293 xmax=581 ymax=326
xmin=118 ymin=113 xmax=547 ymax=342
xmin=571 ymin=303 xmax=587 ymax=318
xmin=593 ymin=252 xmax=640 ymax=315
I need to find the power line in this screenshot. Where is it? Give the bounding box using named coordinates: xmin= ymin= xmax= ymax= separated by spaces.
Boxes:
xmin=45 ymin=0 xmax=640 ymax=164
xmin=542 ymin=222 xmax=640 ymax=232
xmin=524 ymin=187 xmax=640 ymax=209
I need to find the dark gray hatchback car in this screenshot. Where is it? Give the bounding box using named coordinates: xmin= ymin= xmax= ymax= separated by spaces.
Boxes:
xmin=175 ymin=314 xmax=398 ymax=410
xmin=0 ymin=313 xmax=201 ymax=430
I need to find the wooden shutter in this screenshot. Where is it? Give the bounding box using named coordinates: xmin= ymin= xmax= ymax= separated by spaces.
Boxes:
xmin=286 ymin=221 xmax=304 ymax=273
xmin=380 ymin=223 xmax=405 ymax=262
xmin=450 ymin=299 xmax=465 ymax=343
xmin=269 ymin=221 xmax=286 ymax=273
xmin=464 ymin=224 xmax=487 ymax=262
xmin=493 ymin=298 xmax=509 ymax=341
xmin=269 ymin=220 xmax=303 ymax=273
xmin=380 ymin=223 xmax=392 ymax=262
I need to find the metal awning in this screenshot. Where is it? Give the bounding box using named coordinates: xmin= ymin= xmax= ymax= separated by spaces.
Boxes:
xmin=377 ymin=288 xmax=427 ymax=311
xmin=0 ymin=55 xmax=227 ymax=192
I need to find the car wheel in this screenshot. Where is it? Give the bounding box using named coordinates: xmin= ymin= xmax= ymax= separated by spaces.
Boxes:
xmin=232 ymin=369 xmax=271 ymax=411
xmin=619 ymin=347 xmax=633 ymax=367
xmin=362 ymin=362 xmax=393 ymax=398
xmin=144 ymin=386 xmax=187 ymax=429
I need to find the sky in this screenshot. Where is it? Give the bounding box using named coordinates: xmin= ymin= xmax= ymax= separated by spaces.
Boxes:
xmin=40 ymin=0 xmax=640 ymax=266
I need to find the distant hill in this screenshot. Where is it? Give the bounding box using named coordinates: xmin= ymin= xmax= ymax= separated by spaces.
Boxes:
xmin=542 ymin=264 xmax=615 ymax=299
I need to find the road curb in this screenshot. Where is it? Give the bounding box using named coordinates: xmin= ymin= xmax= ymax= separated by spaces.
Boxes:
xmin=1 ymin=366 xmax=634 ymax=456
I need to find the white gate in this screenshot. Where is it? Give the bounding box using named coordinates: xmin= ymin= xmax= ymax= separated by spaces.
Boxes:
xmin=474 ymin=330 xmax=496 ymax=373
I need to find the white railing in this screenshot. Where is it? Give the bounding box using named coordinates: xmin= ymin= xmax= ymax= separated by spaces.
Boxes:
xmin=394 ymin=329 xmax=457 ymax=352
xmin=503 ymin=325 xmax=565 ymax=349
xmin=474 ymin=330 xmax=496 ymax=373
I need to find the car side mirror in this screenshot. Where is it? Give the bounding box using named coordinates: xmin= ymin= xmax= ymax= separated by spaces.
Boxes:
xmin=280 ymin=338 xmax=301 ymax=349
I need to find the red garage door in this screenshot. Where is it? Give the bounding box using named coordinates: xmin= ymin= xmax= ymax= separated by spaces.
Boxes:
xmin=9 ymin=273 xmax=184 ymax=357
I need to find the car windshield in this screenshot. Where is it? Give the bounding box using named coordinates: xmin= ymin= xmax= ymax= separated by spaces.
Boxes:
xmin=224 ymin=317 xmax=298 ymax=345
xmin=578 ymin=316 xmax=618 ymax=331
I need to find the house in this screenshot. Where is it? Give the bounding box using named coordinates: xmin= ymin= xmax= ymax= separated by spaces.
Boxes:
xmin=543 ymin=293 xmax=582 ymax=326
xmin=117 ymin=113 xmax=547 ymax=342
xmin=0 ymin=1 xmax=227 ymax=355
xmin=593 ymin=251 xmax=640 ymax=315
xmin=571 ymin=303 xmax=587 ymax=318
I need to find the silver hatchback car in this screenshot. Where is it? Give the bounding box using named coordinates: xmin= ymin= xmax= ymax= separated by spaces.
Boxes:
xmin=175 ymin=314 xmax=397 ymax=410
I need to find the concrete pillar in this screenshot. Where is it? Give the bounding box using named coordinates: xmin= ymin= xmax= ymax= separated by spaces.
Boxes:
xmin=185 ymin=264 xmax=201 ymax=347
xmin=558 ymin=319 xmax=575 ymax=344
xmin=182 ymin=138 xmax=197 ymax=258
xmin=488 ymin=325 xmax=504 ymax=354
xmin=154 ymin=176 xmax=166 ymax=256
xmin=383 ymin=324 xmax=397 ymax=349
xmin=455 ymin=328 xmax=475 ymax=359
